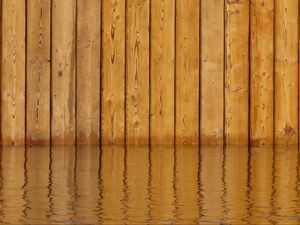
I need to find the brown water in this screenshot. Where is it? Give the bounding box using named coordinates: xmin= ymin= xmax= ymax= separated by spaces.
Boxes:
xmin=0 ymin=146 xmax=299 ymax=224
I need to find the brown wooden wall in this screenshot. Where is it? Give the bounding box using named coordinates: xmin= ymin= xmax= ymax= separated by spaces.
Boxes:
xmin=0 ymin=0 xmax=299 ymax=146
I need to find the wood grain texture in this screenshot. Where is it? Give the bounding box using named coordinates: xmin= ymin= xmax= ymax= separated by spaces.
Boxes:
xmin=1 ymin=0 xmax=26 ymax=145
xmin=200 ymin=0 xmax=224 ymax=145
xmin=126 ymin=0 xmax=150 ymax=145
xmin=175 ymin=0 xmax=200 ymax=145
xmin=102 ymin=0 xmax=126 ymax=145
xmin=225 ymin=0 xmax=249 ymax=145
xmin=150 ymin=0 xmax=175 ymax=146
xmin=250 ymin=0 xmax=274 ymax=146
xmin=26 ymin=0 xmax=51 ymax=145
xmin=76 ymin=0 xmax=101 ymax=145
xmin=275 ymin=0 xmax=298 ymax=145
xmin=51 ymin=0 xmax=76 ymax=145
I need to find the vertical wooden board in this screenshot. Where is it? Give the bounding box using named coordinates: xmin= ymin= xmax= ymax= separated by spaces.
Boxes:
xmin=1 ymin=0 xmax=26 ymax=145
xmin=275 ymin=0 xmax=298 ymax=145
xmin=101 ymin=0 xmax=125 ymax=145
xmin=200 ymin=0 xmax=224 ymax=145
xmin=26 ymin=0 xmax=51 ymax=145
xmin=126 ymin=0 xmax=150 ymax=145
xmin=175 ymin=0 xmax=200 ymax=145
xmin=51 ymin=0 xmax=76 ymax=145
xmin=150 ymin=0 xmax=175 ymax=145
xmin=250 ymin=0 xmax=274 ymax=146
xmin=225 ymin=0 xmax=249 ymax=145
xmin=76 ymin=0 xmax=101 ymax=145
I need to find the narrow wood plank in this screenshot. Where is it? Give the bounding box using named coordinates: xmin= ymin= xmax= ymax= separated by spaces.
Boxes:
xmin=175 ymin=0 xmax=200 ymax=145
xmin=150 ymin=0 xmax=175 ymax=145
xmin=225 ymin=0 xmax=249 ymax=145
xmin=200 ymin=0 xmax=224 ymax=145
xmin=126 ymin=0 xmax=150 ymax=145
xmin=1 ymin=0 xmax=26 ymax=145
xmin=26 ymin=0 xmax=51 ymax=145
xmin=275 ymin=0 xmax=298 ymax=145
xmin=101 ymin=0 xmax=126 ymax=145
xmin=250 ymin=0 xmax=274 ymax=146
xmin=76 ymin=0 xmax=101 ymax=145
xmin=51 ymin=0 xmax=76 ymax=145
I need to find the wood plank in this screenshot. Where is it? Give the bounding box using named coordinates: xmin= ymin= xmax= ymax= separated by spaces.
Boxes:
xmin=275 ymin=0 xmax=298 ymax=145
xmin=1 ymin=0 xmax=26 ymax=145
xmin=51 ymin=0 xmax=76 ymax=145
xmin=250 ymin=0 xmax=274 ymax=146
xmin=150 ymin=0 xmax=175 ymax=146
xmin=225 ymin=0 xmax=249 ymax=145
xmin=26 ymin=0 xmax=51 ymax=145
xmin=76 ymin=0 xmax=101 ymax=145
xmin=200 ymin=0 xmax=224 ymax=145
xmin=126 ymin=0 xmax=150 ymax=145
xmin=175 ymin=0 xmax=200 ymax=145
xmin=101 ymin=0 xmax=126 ymax=145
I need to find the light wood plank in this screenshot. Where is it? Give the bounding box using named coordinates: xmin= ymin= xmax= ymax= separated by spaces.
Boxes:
xmin=26 ymin=0 xmax=51 ymax=145
xmin=150 ymin=0 xmax=175 ymax=146
xmin=51 ymin=0 xmax=76 ymax=145
xmin=175 ymin=0 xmax=200 ymax=145
xmin=126 ymin=0 xmax=150 ymax=145
xmin=250 ymin=0 xmax=274 ymax=146
xmin=275 ymin=0 xmax=298 ymax=145
xmin=200 ymin=0 xmax=224 ymax=145
xmin=76 ymin=0 xmax=101 ymax=145
xmin=102 ymin=0 xmax=126 ymax=145
xmin=1 ymin=0 xmax=26 ymax=145
xmin=225 ymin=0 xmax=249 ymax=145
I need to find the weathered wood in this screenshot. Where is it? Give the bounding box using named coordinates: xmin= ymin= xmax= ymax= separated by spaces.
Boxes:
xmin=250 ymin=0 xmax=274 ymax=146
xmin=76 ymin=0 xmax=101 ymax=145
xmin=1 ymin=0 xmax=26 ymax=145
xmin=126 ymin=0 xmax=150 ymax=145
xmin=26 ymin=0 xmax=51 ymax=145
xmin=275 ymin=0 xmax=298 ymax=145
xmin=175 ymin=0 xmax=200 ymax=145
xmin=51 ymin=0 xmax=76 ymax=145
xmin=150 ymin=0 xmax=175 ymax=145
xmin=225 ymin=0 xmax=249 ymax=145
xmin=200 ymin=0 xmax=224 ymax=145
xmin=102 ymin=0 xmax=126 ymax=145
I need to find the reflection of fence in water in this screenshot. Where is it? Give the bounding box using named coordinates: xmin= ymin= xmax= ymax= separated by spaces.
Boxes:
xmin=0 ymin=146 xmax=299 ymax=224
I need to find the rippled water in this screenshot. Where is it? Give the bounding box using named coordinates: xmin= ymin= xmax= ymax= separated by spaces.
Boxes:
xmin=0 ymin=146 xmax=300 ymax=224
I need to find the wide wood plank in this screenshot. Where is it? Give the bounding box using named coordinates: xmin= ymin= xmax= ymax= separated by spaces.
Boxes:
xmin=250 ymin=0 xmax=274 ymax=146
xmin=225 ymin=0 xmax=249 ymax=145
xmin=275 ymin=0 xmax=298 ymax=145
xmin=200 ymin=0 xmax=224 ymax=145
xmin=101 ymin=0 xmax=126 ymax=145
xmin=26 ymin=0 xmax=51 ymax=145
xmin=126 ymin=0 xmax=150 ymax=145
xmin=175 ymin=0 xmax=200 ymax=145
xmin=1 ymin=0 xmax=26 ymax=145
xmin=150 ymin=0 xmax=175 ymax=145
xmin=51 ymin=0 xmax=76 ymax=145
xmin=76 ymin=0 xmax=101 ymax=145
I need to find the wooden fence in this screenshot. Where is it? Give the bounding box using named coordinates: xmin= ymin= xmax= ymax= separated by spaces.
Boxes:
xmin=0 ymin=0 xmax=299 ymax=146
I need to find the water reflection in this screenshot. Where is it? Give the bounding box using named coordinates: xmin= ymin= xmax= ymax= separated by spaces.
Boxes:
xmin=0 ymin=146 xmax=299 ymax=224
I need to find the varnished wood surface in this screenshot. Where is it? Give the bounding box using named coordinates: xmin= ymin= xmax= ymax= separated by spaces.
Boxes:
xmin=0 ymin=0 xmax=299 ymax=146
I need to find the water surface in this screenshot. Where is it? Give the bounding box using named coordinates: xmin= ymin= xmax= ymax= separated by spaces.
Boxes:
xmin=0 ymin=146 xmax=300 ymax=224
